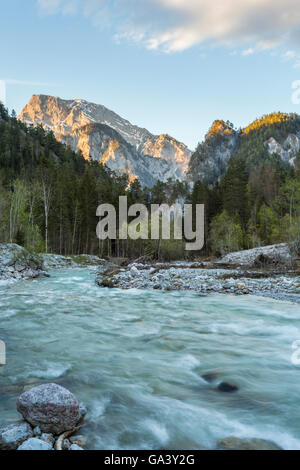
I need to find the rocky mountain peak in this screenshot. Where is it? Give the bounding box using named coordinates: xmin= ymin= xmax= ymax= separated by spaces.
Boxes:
xmin=188 ymin=112 xmax=300 ymax=186
xmin=19 ymin=95 xmax=191 ymax=186
xmin=206 ymin=120 xmax=236 ymax=139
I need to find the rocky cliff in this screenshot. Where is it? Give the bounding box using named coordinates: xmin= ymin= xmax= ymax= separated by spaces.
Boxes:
xmin=19 ymin=95 xmax=191 ymax=186
xmin=187 ymin=120 xmax=238 ymax=185
xmin=188 ymin=113 xmax=300 ymax=185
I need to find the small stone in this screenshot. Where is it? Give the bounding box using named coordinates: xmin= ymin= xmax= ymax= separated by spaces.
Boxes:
xmin=0 ymin=421 xmax=33 ymax=450
xmin=70 ymin=435 xmax=87 ymax=447
xmin=217 ymin=382 xmax=239 ymax=393
xmin=63 ymin=438 xmax=71 ymax=450
xmin=18 ymin=438 xmax=53 ymax=451
xmin=14 ymin=262 xmax=25 ymax=272
xmin=130 ymin=266 xmax=139 ymax=277
xmin=33 ymin=426 xmax=41 ymax=437
xmin=237 ymin=283 xmax=246 ymax=290
xmin=69 ymin=443 xmax=84 ymax=451
xmin=40 ymin=433 xmax=55 ymax=446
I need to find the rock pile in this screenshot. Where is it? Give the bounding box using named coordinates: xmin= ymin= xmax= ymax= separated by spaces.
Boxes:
xmin=0 ymin=244 xmax=48 ymax=283
xmin=96 ymin=260 xmax=300 ymax=303
xmin=0 ymin=384 xmax=87 ymax=451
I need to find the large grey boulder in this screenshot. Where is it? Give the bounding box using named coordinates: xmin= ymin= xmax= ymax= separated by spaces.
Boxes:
xmin=17 ymin=383 xmax=80 ymax=435
xmin=215 ymin=244 xmax=292 ymax=269
xmin=0 ymin=421 xmax=33 ymax=450
xmin=18 ymin=438 xmax=53 ymax=451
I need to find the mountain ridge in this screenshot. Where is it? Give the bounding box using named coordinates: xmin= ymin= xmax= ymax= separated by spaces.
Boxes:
xmin=19 ymin=94 xmax=192 ymax=186
xmin=188 ymin=113 xmax=300 ymax=185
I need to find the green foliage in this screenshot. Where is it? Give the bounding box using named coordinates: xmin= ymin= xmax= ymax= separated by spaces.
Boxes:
xmin=209 ymin=210 xmax=244 ymax=256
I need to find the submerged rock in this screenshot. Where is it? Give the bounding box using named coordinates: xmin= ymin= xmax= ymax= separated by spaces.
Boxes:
xmin=202 ymin=372 xmax=222 ymax=383
xmin=18 ymin=437 xmax=53 ymax=451
xmin=17 ymin=383 xmax=80 ymax=435
xmin=0 ymin=421 xmax=33 ymax=450
xmin=217 ymin=382 xmax=239 ymax=393
xmin=216 ymin=437 xmax=282 ymax=450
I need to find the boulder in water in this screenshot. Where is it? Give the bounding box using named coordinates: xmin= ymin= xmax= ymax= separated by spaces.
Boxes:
xmin=217 ymin=382 xmax=239 ymax=393
xmin=17 ymin=383 xmax=80 ymax=435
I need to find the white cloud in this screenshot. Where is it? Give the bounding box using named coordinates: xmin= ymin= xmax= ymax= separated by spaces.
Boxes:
xmin=283 ymin=50 xmax=297 ymax=60
xmin=242 ymin=48 xmax=255 ymax=56
xmin=36 ymin=0 xmax=300 ymax=54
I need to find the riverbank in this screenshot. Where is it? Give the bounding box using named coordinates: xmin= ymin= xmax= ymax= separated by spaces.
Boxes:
xmin=0 ymin=244 xmax=106 ymax=285
xmin=0 ymin=244 xmax=48 ymax=285
xmin=96 ymin=244 xmax=300 ymax=303
xmin=1 ymin=243 xmax=300 ymax=303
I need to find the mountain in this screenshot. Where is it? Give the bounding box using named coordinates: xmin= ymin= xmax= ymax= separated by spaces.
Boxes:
xmin=19 ymin=95 xmax=192 ymax=186
xmin=187 ymin=120 xmax=238 ymax=185
xmin=188 ymin=113 xmax=300 ymax=185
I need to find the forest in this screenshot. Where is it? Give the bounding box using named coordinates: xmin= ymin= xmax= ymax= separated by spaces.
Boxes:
xmin=1 ymin=101 xmax=300 ymax=260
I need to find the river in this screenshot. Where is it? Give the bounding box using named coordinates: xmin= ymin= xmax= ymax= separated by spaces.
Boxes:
xmin=1 ymin=268 xmax=300 ymax=450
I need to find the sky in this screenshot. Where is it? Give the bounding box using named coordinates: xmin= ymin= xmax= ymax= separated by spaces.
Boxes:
xmin=1 ymin=0 xmax=300 ymax=149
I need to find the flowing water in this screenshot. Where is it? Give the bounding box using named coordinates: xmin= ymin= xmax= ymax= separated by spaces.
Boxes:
xmin=1 ymin=268 xmax=300 ymax=450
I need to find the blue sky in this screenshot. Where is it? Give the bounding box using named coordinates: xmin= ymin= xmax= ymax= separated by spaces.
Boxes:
xmin=1 ymin=0 xmax=300 ymax=149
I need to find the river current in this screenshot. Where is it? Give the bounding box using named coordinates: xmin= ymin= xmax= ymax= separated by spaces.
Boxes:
xmin=1 ymin=268 xmax=300 ymax=450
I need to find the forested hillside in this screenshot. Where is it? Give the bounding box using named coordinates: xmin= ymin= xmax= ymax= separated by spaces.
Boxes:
xmin=0 ymin=102 xmax=188 ymax=259
xmin=190 ymin=113 xmax=300 ymax=256
xmin=1 ymin=102 xmax=300 ymax=260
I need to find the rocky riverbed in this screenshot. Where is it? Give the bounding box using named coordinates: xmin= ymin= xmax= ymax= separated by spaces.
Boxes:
xmin=96 ymin=244 xmax=300 ymax=303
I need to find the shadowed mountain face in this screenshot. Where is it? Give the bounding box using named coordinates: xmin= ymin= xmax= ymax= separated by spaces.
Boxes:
xmin=19 ymin=95 xmax=192 ymax=186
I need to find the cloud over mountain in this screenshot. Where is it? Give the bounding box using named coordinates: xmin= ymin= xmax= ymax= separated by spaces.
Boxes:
xmin=37 ymin=0 xmax=300 ymax=53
